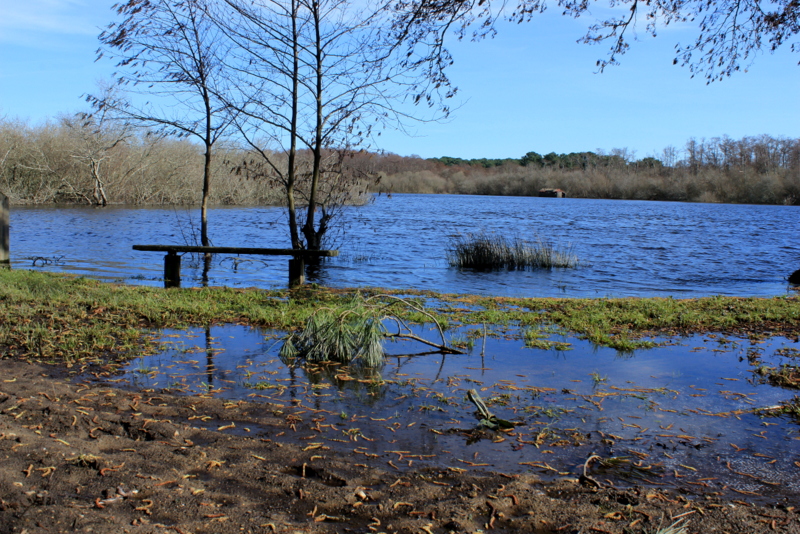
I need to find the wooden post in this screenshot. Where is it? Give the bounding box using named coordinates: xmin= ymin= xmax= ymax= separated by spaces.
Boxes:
xmin=164 ymin=251 xmax=181 ymax=288
xmin=0 ymin=193 xmax=8 ymax=266
xmin=288 ymin=258 xmax=305 ymax=288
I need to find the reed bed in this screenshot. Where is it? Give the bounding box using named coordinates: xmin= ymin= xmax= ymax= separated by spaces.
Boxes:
xmin=447 ymin=232 xmax=579 ymax=270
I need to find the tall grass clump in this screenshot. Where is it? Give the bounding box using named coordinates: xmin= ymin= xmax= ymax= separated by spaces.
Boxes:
xmin=280 ymin=297 xmax=385 ymax=367
xmin=280 ymin=294 xmax=463 ymax=367
xmin=447 ymin=232 xmax=579 ymax=270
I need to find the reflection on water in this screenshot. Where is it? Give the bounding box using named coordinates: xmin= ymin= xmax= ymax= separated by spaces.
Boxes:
xmin=116 ymin=325 xmax=800 ymax=504
xmin=9 ymin=195 xmax=800 ymax=297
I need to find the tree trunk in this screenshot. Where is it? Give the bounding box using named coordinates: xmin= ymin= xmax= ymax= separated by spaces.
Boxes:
xmin=201 ymin=145 xmax=212 ymax=286
xmin=288 ymin=0 xmax=301 ymax=250
xmin=302 ymin=0 xmax=324 ymax=251
xmin=90 ymin=159 xmax=108 ymax=207
xmin=201 ymin=146 xmax=211 ymax=248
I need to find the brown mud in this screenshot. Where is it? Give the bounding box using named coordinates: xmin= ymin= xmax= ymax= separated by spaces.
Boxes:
xmin=1 ymin=358 xmax=798 ymax=534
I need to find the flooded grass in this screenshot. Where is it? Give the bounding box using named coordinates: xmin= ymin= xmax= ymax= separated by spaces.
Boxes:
xmin=114 ymin=323 xmax=800 ymax=505
xmin=1 ymin=269 xmax=799 ymax=368
xmin=280 ymin=293 xmax=461 ymax=367
xmin=764 ymin=364 xmax=800 ymax=389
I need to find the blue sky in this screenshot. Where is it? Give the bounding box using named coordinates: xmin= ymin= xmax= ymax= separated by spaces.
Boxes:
xmin=1 ymin=0 xmax=798 ymax=160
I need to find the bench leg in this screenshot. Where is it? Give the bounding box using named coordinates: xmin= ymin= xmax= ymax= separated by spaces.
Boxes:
xmin=288 ymin=258 xmax=305 ymax=288
xmin=164 ymin=251 xmax=181 ymax=288
xmin=0 ymin=193 xmax=8 ymax=266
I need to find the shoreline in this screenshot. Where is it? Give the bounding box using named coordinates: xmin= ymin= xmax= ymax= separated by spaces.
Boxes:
xmin=2 ymin=270 xmax=800 ymax=532
xmin=1 ymin=358 xmax=799 ymax=534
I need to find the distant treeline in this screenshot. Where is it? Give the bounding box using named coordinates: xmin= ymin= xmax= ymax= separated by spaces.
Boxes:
xmin=2 ymin=116 xmax=798 ymax=206
xmin=430 ymin=151 xmax=636 ymax=169
xmin=371 ymin=136 xmax=800 ymax=205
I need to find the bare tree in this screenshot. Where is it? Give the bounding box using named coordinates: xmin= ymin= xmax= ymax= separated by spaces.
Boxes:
xmin=214 ymin=0 xmax=306 ymax=248
xmin=94 ymin=0 xmax=234 ymax=249
xmin=62 ymin=95 xmax=133 ymax=207
xmin=0 ymin=118 xmax=20 ymax=200
xmin=216 ymin=0 xmax=449 ymax=250
xmin=391 ymin=0 xmax=799 ymax=83
xmin=0 ymin=121 xmax=74 ymax=204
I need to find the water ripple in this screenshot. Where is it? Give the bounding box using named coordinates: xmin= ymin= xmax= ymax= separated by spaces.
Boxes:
xmin=8 ymin=195 xmax=799 ymax=297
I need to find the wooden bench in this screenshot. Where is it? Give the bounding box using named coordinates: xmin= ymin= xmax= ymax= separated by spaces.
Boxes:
xmin=132 ymin=245 xmax=338 ymax=288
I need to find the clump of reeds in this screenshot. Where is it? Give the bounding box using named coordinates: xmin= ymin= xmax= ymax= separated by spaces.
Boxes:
xmin=280 ymin=296 xmax=384 ymax=366
xmin=279 ymin=293 xmax=463 ymax=367
xmin=447 ymin=232 xmax=579 ymax=270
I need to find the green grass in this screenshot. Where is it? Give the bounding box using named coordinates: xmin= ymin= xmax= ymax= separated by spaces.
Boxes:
xmin=447 ymin=232 xmax=579 ymax=270
xmin=0 ymin=269 xmax=324 ymax=365
xmin=1 ymin=269 xmax=799 ymax=366
xmin=589 ymin=371 xmax=608 ymax=386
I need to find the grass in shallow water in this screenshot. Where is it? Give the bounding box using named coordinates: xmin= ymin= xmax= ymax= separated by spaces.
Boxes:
xmin=1 ymin=269 xmax=798 ymax=365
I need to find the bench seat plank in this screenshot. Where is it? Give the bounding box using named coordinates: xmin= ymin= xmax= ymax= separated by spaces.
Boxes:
xmin=133 ymin=244 xmax=338 ymax=288
xmin=132 ymin=245 xmax=338 ymax=257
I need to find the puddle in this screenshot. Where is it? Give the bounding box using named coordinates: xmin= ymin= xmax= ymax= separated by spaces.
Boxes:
xmin=112 ymin=325 xmax=800 ymax=504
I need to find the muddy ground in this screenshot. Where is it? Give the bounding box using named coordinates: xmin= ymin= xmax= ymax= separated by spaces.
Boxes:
xmin=1 ymin=358 xmax=798 ymax=534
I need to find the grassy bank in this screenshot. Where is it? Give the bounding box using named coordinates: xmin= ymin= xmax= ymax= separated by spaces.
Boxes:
xmin=1 ymin=269 xmax=799 ymax=364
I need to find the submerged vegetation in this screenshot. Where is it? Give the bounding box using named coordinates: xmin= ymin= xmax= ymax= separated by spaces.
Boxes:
xmin=447 ymin=232 xmax=579 ymax=270
xmin=1 ymin=269 xmax=799 ymax=365
xmin=763 ymin=364 xmax=800 ymax=389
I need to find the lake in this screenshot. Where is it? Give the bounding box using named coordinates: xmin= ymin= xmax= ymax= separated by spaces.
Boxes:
xmin=11 ymin=193 xmax=799 ymax=503
xmin=8 ymin=194 xmax=799 ymax=297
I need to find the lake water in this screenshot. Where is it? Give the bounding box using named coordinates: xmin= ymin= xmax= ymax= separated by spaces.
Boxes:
xmin=15 ymin=193 xmax=794 ymax=502
xmin=8 ymin=194 xmax=799 ymax=297
xmin=117 ymin=325 xmax=800 ymax=503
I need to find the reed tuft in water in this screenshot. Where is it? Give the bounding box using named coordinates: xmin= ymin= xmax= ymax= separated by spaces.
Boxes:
xmin=280 ymin=293 xmax=463 ymax=367
xmin=447 ymin=232 xmax=579 ymax=270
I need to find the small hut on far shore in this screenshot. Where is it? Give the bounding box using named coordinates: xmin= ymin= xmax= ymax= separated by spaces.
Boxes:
xmin=538 ymin=188 xmax=566 ymax=198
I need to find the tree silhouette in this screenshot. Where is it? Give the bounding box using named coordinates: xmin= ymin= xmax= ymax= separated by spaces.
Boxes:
xmin=392 ymin=0 xmax=799 ymax=83
xmin=94 ymin=0 xmax=235 ymax=252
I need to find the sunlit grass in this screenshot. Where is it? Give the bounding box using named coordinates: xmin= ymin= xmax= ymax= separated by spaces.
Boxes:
xmin=1 ymin=269 xmax=799 ymax=365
